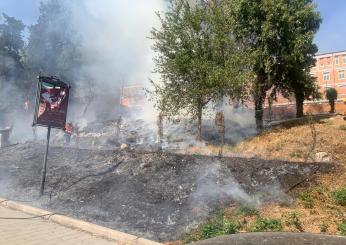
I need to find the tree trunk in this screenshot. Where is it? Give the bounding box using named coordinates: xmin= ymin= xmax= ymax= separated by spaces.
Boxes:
xmin=330 ymin=101 xmax=335 ymax=113
xmin=157 ymin=112 xmax=163 ymax=151
xmin=254 ymin=69 xmax=266 ymax=130
xmin=255 ymin=95 xmax=264 ymax=130
xmin=196 ymin=103 xmax=203 ymax=142
xmin=295 ymin=91 xmax=304 ymax=118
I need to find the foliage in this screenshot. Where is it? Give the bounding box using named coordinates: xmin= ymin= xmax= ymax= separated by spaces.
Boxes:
xmin=284 ymin=211 xmax=303 ymax=231
xmin=236 ymin=206 xmax=259 ymax=216
xmin=300 ymin=191 xmax=314 ymax=208
xmin=338 ymin=221 xmax=346 ymax=236
xmin=250 ymin=217 xmax=282 ymax=232
xmin=325 ymin=88 xmax=338 ymax=113
xmin=276 ymin=0 xmax=321 ymax=118
xmin=149 ymin=0 xmax=251 ymax=139
xmin=26 ymin=0 xmax=81 ymax=85
xmin=319 ymin=222 xmax=328 ymax=233
xmin=331 ymin=187 xmax=346 ymax=206
xmin=0 ymin=13 xmax=25 ymax=80
xmin=228 ymin=0 xmax=321 ymax=125
xmin=0 ymin=13 xmax=26 ymax=121
xmin=183 ymin=212 xmax=238 ymax=243
xmin=325 ymin=88 xmax=338 ymax=102
xmin=339 ymin=125 xmax=346 ymax=131
xmin=289 ymin=150 xmax=304 ymax=158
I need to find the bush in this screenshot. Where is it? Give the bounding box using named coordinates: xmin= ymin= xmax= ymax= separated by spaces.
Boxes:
xmin=198 ymin=218 xmax=238 ymax=239
xmin=339 ymin=125 xmax=346 ymax=131
xmin=250 ymin=217 xmax=282 ymax=232
xmin=284 ymin=211 xmax=303 ymax=232
xmin=338 ymin=221 xmax=346 ymax=236
xmin=332 ymin=187 xmax=346 ymax=206
xmin=289 ymin=150 xmax=304 ymax=158
xmin=325 ymin=88 xmax=338 ymax=113
xmin=313 ymin=186 xmax=328 ymax=195
xmin=300 ymin=191 xmax=314 ymax=208
xmin=183 ymin=213 xmax=238 ymax=243
xmin=319 ymin=223 xmax=328 ymax=233
xmin=236 ymin=206 xmax=259 ymax=216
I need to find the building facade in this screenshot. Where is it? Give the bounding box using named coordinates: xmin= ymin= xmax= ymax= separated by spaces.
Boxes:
xmin=311 ymin=50 xmax=346 ymax=99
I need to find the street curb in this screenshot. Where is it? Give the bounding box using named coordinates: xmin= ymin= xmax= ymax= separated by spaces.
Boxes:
xmin=0 ymin=197 xmax=162 ymax=245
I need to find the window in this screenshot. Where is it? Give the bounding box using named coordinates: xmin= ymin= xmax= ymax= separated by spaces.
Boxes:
xmin=339 ymin=70 xmax=345 ymax=80
xmin=323 ymin=72 xmax=330 ymax=81
xmin=335 ymin=56 xmax=339 ymax=65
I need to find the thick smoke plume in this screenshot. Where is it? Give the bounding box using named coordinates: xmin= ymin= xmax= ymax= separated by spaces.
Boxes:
xmin=66 ymin=0 xmax=166 ymax=122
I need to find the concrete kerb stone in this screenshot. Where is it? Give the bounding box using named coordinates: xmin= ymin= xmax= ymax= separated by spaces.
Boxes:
xmin=0 ymin=197 xmax=163 ymax=245
xmin=4 ymin=200 xmax=52 ymax=218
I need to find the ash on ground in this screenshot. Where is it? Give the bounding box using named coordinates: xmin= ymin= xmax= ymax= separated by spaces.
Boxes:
xmin=0 ymin=143 xmax=334 ymax=242
xmin=48 ymin=116 xmax=257 ymax=152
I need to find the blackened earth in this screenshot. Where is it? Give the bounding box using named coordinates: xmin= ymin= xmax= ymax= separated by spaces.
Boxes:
xmin=0 ymin=143 xmax=334 ymax=242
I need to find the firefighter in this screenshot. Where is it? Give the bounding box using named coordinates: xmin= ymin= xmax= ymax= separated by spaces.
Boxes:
xmin=64 ymin=122 xmax=73 ymax=144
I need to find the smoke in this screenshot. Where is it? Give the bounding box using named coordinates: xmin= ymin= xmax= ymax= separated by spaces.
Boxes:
xmin=64 ymin=0 xmax=165 ymax=122
xmin=1 ymin=0 xmax=257 ymax=148
xmin=70 ymin=0 xmax=164 ymax=86
xmin=190 ymin=161 xmax=291 ymax=214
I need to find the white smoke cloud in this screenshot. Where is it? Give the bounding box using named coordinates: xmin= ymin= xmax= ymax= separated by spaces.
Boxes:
xmin=68 ymin=0 xmax=165 ymax=89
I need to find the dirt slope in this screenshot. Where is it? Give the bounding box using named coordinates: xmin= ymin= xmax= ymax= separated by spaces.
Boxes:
xmin=0 ymin=143 xmax=333 ymax=241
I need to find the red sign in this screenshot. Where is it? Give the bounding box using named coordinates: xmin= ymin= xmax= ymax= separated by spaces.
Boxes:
xmin=33 ymin=76 xmax=70 ymax=129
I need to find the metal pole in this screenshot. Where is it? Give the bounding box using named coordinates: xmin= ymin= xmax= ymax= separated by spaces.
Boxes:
xmin=40 ymin=126 xmax=51 ymax=196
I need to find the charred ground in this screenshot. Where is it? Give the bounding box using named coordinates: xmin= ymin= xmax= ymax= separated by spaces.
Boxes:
xmin=0 ymin=143 xmax=335 ymax=242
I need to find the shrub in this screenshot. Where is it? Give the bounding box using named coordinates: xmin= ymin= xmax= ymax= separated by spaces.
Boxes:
xmin=199 ymin=218 xmax=238 ymax=239
xmin=300 ymin=191 xmax=314 ymax=208
xmin=338 ymin=221 xmax=346 ymax=236
xmin=339 ymin=125 xmax=346 ymax=131
xmin=325 ymin=88 xmax=338 ymax=113
xmin=250 ymin=217 xmax=282 ymax=232
xmin=183 ymin=214 xmax=238 ymax=243
xmin=313 ymin=186 xmax=328 ymax=195
xmin=319 ymin=223 xmax=328 ymax=233
xmin=284 ymin=211 xmax=303 ymax=232
xmin=332 ymin=187 xmax=346 ymax=206
xmin=236 ymin=206 xmax=259 ymax=216
xmin=222 ymin=220 xmax=238 ymax=234
xmin=290 ymin=150 xmax=304 ymax=158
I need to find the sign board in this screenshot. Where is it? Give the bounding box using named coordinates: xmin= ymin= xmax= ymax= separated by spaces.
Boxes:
xmin=33 ymin=76 xmax=70 ymax=129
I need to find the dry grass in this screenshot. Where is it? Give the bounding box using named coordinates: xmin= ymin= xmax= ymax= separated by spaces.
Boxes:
xmin=178 ymin=115 xmax=346 ymax=239
xmin=231 ymin=115 xmax=346 ymax=236
xmin=232 ymin=115 xmax=346 ymax=164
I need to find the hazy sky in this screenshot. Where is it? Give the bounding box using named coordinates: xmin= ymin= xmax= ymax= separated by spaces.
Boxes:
xmin=0 ymin=0 xmax=345 ymax=54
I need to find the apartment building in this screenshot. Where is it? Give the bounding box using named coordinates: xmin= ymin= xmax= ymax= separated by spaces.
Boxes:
xmin=311 ymin=50 xmax=346 ymax=99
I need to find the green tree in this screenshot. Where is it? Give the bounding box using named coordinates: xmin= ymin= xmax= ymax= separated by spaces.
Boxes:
xmin=149 ymin=0 xmax=250 ymax=141
xmin=325 ymin=87 xmax=337 ymax=113
xmin=0 ymin=13 xmax=25 ymax=82
xmin=0 ymin=13 xmax=26 ymax=124
xmin=276 ymin=0 xmax=321 ymax=118
xmin=228 ymin=0 xmax=321 ymax=127
xmin=26 ymin=0 xmax=81 ymax=86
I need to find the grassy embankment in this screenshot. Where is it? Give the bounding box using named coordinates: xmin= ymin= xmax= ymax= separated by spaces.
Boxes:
xmin=177 ymin=115 xmax=346 ymax=244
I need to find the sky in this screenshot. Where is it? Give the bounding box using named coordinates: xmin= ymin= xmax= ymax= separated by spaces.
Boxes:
xmin=0 ymin=0 xmax=345 ymax=54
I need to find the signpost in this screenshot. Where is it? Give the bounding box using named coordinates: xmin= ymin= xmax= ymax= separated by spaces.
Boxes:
xmin=33 ymin=76 xmax=70 ymax=196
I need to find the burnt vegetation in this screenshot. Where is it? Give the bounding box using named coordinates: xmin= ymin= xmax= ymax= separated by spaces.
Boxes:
xmin=1 ymin=0 xmax=345 ymax=244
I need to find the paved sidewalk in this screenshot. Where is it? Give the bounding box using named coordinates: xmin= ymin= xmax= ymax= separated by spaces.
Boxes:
xmin=0 ymin=206 xmax=120 ymax=245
